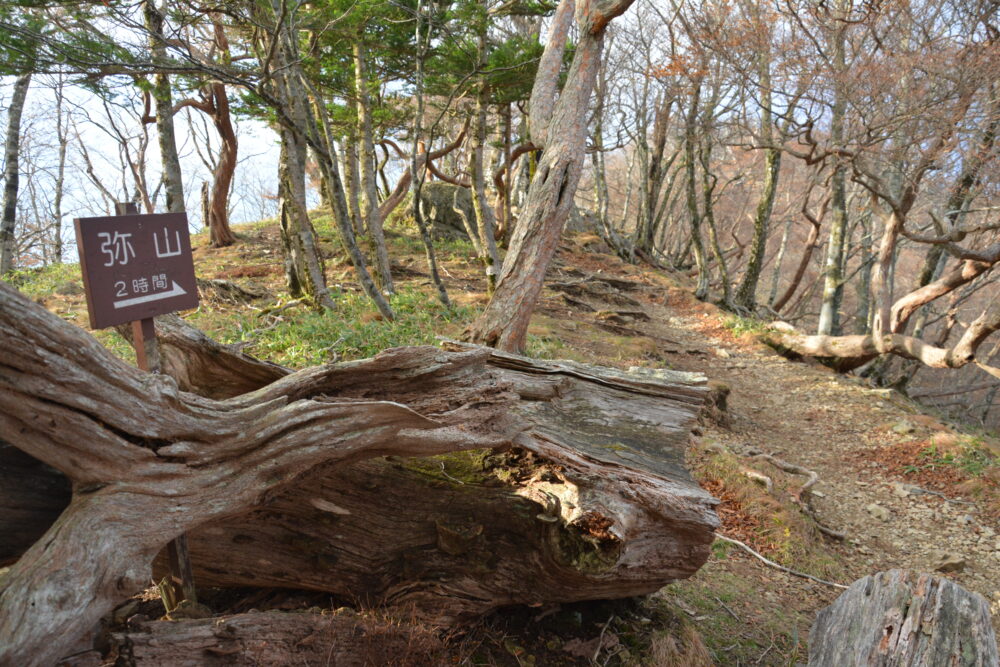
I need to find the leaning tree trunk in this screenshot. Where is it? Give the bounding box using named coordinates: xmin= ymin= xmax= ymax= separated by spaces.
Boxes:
xmin=0 ymin=72 xmax=30 ymax=274
xmin=0 ymin=283 xmax=718 ymax=665
xmin=270 ymin=33 xmax=336 ymax=310
xmin=207 ymin=81 xmax=238 ymax=247
xmin=808 ymin=570 xmax=998 ymax=666
xmin=472 ymin=0 xmax=637 ymax=352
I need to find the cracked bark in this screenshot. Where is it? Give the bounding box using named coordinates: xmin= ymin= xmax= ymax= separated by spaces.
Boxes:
xmin=472 ymin=0 xmax=638 ymax=351
xmin=0 ymin=284 xmax=717 ymax=664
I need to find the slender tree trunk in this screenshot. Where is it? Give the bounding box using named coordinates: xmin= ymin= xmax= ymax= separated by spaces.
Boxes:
xmin=472 ymin=0 xmax=637 ymax=351
xmin=818 ymin=167 xmax=848 ymax=334
xmin=500 ymin=103 xmax=513 ymax=241
xmin=277 ymin=132 xmax=333 ymax=308
xmin=270 ymin=25 xmax=335 ymax=309
xmin=641 ymin=96 xmax=671 ymax=255
xmin=0 ymin=73 xmax=30 ymax=274
xmin=872 ymin=209 xmax=903 ymax=343
xmin=206 ymin=18 xmax=237 ymax=247
xmin=144 ymin=1 xmax=184 ymax=213
xmin=410 ymin=0 xmax=450 ymax=307
xmin=684 ymin=79 xmax=710 ymax=300
xmin=817 ymin=14 xmax=848 ymax=335
xmin=354 ymin=39 xmax=394 ymax=294
xmin=700 ymin=138 xmax=729 ymax=304
xmin=632 ymin=77 xmax=651 ymax=258
xmin=767 ymin=217 xmax=792 ymax=307
xmin=854 ymin=208 xmax=874 ymax=333
xmin=470 ymin=31 xmax=502 ymax=293
xmin=207 ymin=83 xmax=237 ymax=247
xmin=343 ymin=140 xmax=363 ymax=236
xmin=304 ymin=81 xmax=394 ymax=320
xmin=53 ymin=74 xmax=67 ymax=262
xmin=736 ymin=148 xmax=780 ymax=309
xmin=734 ymin=12 xmax=781 ymax=311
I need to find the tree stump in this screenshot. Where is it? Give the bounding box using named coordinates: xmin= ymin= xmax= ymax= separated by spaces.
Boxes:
xmin=808 ymin=569 xmax=999 ymax=666
xmin=0 ymin=283 xmax=718 ymax=664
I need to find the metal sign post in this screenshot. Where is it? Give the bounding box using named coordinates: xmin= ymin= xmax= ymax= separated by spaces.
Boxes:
xmin=74 ymin=202 xmax=200 ymax=611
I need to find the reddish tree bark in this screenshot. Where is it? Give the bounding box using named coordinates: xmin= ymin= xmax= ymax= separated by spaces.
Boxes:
xmin=471 ymin=0 xmax=638 ymax=352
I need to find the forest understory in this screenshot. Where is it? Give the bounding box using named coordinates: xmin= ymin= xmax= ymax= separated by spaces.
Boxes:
xmin=8 ymin=216 xmax=999 ymax=666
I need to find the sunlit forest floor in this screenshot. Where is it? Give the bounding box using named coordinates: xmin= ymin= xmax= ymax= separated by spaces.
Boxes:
xmin=11 ymin=215 xmax=1000 ymax=665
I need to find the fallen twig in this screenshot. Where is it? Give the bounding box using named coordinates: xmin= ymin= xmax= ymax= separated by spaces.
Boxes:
xmin=714 ymin=595 xmax=740 ymax=622
xmin=742 ymin=470 xmax=773 ymax=493
xmin=593 ymin=614 xmax=615 ymax=664
xmin=714 ymin=534 xmax=848 ymax=589
xmin=740 ymin=445 xmax=846 ymax=540
xmin=744 ymin=447 xmax=817 ymax=502
xmin=909 ymin=486 xmax=977 ymax=506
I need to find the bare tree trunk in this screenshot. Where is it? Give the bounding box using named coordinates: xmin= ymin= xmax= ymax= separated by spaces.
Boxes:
xmin=470 ymin=31 xmax=502 ymax=293
xmin=144 ymin=1 xmax=185 ymax=213
xmin=854 ymin=208 xmax=874 ymax=333
xmin=53 ymin=73 xmax=68 ymax=261
xmin=700 ymin=137 xmax=730 ymax=304
xmin=0 ymin=73 xmax=30 ymax=273
xmin=204 ymin=18 xmax=238 ymax=248
xmin=767 ymin=217 xmax=792 ymax=307
xmin=773 ymin=180 xmax=828 ymax=313
xmin=276 ymin=113 xmax=334 ymax=309
xmin=734 ymin=34 xmax=781 ymax=311
xmin=817 ymin=15 xmax=848 ymax=335
xmin=206 ymin=82 xmax=237 ymax=247
xmin=354 ymin=39 xmax=394 ymax=294
xmin=640 ymin=96 xmax=671 ymax=256
xmin=472 ymin=0 xmax=638 ymax=351
xmin=411 ymin=0 xmax=450 ymax=307
xmin=684 ymin=79 xmax=710 ymax=300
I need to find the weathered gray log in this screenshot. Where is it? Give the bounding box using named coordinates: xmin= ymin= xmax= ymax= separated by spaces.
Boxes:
xmin=167 ymin=342 xmax=714 ymax=622
xmin=0 ymin=282 xmax=717 ymax=664
xmin=808 ymin=570 xmax=999 ymax=666
xmin=116 ymin=312 xmax=290 ymax=399
xmin=0 ymin=283 xmax=515 ymax=666
xmin=112 ymin=611 xmax=445 ymax=666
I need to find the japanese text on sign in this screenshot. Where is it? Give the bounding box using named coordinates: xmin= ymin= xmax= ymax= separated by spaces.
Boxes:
xmin=74 ymin=212 xmax=199 ymax=329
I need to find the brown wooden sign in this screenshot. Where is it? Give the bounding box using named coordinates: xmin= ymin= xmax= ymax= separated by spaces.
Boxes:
xmin=74 ymin=212 xmax=199 ymax=329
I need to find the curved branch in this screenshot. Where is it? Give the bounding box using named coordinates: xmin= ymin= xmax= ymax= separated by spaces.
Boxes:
xmin=890 ymin=249 xmax=999 ymax=333
xmin=493 ymin=142 xmax=540 ymax=197
xmin=377 ymin=126 xmax=470 ymax=220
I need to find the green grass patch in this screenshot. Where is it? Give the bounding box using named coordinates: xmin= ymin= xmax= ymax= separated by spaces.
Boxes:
xmin=198 ymin=285 xmax=478 ymax=368
xmin=909 ymin=438 xmax=998 ymax=477
xmin=661 ymin=568 xmax=808 ymax=665
xmin=721 ymin=313 xmax=772 ymax=337
xmin=5 ymin=262 xmax=83 ymax=298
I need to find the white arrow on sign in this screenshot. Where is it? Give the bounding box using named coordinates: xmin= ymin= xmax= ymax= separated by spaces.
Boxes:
xmin=113 ymin=281 xmax=187 ymax=309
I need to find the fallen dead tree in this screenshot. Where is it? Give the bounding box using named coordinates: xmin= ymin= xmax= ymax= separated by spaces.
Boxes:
xmin=808 ymin=570 xmax=998 ymax=666
xmin=0 ymin=283 xmax=718 ymax=665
